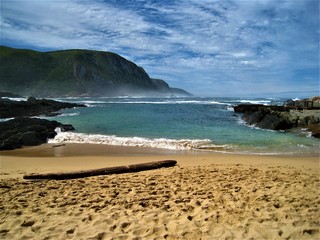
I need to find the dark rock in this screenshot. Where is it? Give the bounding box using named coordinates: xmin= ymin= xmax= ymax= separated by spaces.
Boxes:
xmin=258 ymin=114 xmax=282 ymax=129
xmin=0 ymin=118 xmax=75 ymax=150
xmin=234 ymin=104 xmax=320 ymax=138
xmin=59 ymin=124 xmax=75 ymax=131
xmin=27 ymin=125 xmax=47 ymax=132
xmin=20 ymin=220 xmax=35 ymax=227
xmin=0 ymin=97 xmax=81 ymax=150
xmin=0 ymin=97 xmax=85 ymax=118
xmin=234 ymin=104 xmax=265 ymax=113
xmin=20 ymin=131 xmax=44 ymax=146
xmin=234 ymin=104 xmax=288 ymax=114
xmin=244 ymin=110 xmax=266 ymax=125
xmin=235 ymin=105 xmax=293 ymax=130
xmin=27 ymin=96 xmax=37 ymax=103
xmin=2 ymin=136 xmax=22 ymax=150
xmin=306 ymin=124 xmax=320 ymax=138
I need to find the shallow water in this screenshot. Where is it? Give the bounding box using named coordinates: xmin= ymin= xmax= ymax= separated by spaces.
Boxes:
xmin=46 ymin=97 xmax=319 ymax=155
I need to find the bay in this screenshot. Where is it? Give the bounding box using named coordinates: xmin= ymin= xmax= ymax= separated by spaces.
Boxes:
xmin=47 ymin=97 xmax=319 ymax=155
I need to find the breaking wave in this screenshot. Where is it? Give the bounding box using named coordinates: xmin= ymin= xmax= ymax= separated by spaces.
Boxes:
xmin=48 ymin=129 xmax=233 ymax=152
xmin=99 ymin=100 xmax=232 ymax=105
xmin=238 ymin=99 xmax=272 ymax=105
xmin=2 ymin=97 xmax=28 ymax=101
xmin=51 ymin=97 xmax=234 ymax=106
xmin=57 ymin=112 xmax=80 ymax=117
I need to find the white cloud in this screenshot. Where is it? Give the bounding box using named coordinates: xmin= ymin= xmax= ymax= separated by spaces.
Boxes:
xmin=0 ymin=0 xmax=318 ymax=97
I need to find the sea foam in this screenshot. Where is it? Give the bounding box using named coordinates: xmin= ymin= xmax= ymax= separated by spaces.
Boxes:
xmin=2 ymin=97 xmax=28 ymax=101
xmin=239 ymin=100 xmax=271 ymax=105
xmin=81 ymin=99 xmax=231 ymax=105
xmin=48 ymin=128 xmax=231 ymax=151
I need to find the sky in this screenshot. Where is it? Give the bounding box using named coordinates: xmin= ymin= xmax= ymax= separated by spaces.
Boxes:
xmin=0 ymin=0 xmax=319 ymax=97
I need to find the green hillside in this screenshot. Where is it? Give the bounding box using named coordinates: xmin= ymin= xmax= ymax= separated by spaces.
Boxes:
xmin=0 ymin=46 xmax=191 ymax=97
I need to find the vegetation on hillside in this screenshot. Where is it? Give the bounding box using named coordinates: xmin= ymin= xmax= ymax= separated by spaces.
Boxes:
xmin=0 ymin=46 xmax=191 ymax=97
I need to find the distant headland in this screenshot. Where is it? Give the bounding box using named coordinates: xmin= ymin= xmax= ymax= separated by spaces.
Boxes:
xmin=0 ymin=46 xmax=191 ymax=97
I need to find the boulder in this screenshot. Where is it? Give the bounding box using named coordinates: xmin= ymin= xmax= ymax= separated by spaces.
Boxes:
xmin=20 ymin=131 xmax=44 ymax=146
xmin=27 ymin=96 xmax=37 ymax=103
xmin=0 ymin=118 xmax=75 ymax=150
xmin=60 ymin=124 xmax=75 ymax=131
xmin=307 ymin=124 xmax=320 ymax=138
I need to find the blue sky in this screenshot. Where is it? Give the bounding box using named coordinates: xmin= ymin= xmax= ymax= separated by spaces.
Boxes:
xmin=1 ymin=0 xmax=319 ymax=97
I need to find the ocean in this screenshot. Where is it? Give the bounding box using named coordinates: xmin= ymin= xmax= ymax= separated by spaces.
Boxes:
xmin=44 ymin=96 xmax=319 ymax=155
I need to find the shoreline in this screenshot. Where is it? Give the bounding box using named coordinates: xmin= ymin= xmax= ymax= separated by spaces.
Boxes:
xmin=2 ymin=142 xmax=319 ymax=157
xmin=1 ymin=143 xmax=319 ymax=239
xmin=1 ymin=143 xmax=319 ymax=179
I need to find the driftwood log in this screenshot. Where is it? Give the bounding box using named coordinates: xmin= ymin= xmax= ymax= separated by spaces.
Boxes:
xmin=23 ymin=160 xmax=177 ymax=180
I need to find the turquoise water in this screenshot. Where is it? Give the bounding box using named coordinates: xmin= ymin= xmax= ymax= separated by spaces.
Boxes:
xmin=47 ymin=97 xmax=319 ymax=155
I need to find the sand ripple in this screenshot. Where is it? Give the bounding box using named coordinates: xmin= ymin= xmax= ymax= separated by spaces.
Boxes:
xmin=1 ymin=164 xmax=319 ymax=239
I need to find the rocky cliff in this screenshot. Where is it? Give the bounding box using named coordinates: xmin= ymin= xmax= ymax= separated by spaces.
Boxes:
xmin=0 ymin=46 xmax=191 ymax=97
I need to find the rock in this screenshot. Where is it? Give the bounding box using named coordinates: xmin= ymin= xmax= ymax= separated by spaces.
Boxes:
xmin=306 ymin=124 xmax=320 ymax=138
xmin=27 ymin=96 xmax=37 ymax=103
xmin=20 ymin=131 xmax=44 ymax=146
xmin=0 ymin=118 xmax=75 ymax=150
xmin=66 ymin=228 xmax=75 ymax=234
xmin=235 ymin=105 xmax=293 ymax=130
xmin=234 ymin=104 xmax=320 ymax=138
xmin=0 ymin=97 xmax=85 ymax=118
xmin=234 ymin=104 xmax=264 ymax=113
xmin=234 ymin=104 xmax=288 ymax=114
xmin=258 ymin=114 xmax=282 ymax=129
xmin=27 ymin=125 xmax=47 ymax=132
xmin=1 ymin=136 xmax=22 ymax=150
xmin=20 ymin=220 xmax=35 ymax=227
xmin=60 ymin=124 xmax=75 ymax=131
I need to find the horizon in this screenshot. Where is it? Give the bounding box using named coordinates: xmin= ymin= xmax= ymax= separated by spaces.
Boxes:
xmin=1 ymin=0 xmax=319 ymax=98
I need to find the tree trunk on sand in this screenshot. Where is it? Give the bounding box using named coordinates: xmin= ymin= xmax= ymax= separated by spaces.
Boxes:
xmin=23 ymin=160 xmax=177 ymax=180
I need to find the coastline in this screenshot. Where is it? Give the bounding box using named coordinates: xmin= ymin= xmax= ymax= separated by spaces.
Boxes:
xmin=1 ymin=143 xmax=319 ymax=178
xmin=1 ymin=144 xmax=319 ymax=239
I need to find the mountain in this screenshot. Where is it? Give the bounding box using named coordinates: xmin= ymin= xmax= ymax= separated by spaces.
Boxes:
xmin=0 ymin=46 xmax=192 ymax=97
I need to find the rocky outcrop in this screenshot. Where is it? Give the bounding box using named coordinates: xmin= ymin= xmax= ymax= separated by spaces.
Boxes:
xmin=284 ymin=96 xmax=320 ymax=109
xmin=0 ymin=97 xmax=86 ymax=118
xmin=0 ymin=118 xmax=74 ymax=150
xmin=234 ymin=104 xmax=320 ymax=138
xmin=0 ymin=97 xmax=84 ymax=150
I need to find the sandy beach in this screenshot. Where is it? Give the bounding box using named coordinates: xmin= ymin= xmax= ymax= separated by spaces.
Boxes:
xmin=1 ymin=143 xmax=319 ymax=239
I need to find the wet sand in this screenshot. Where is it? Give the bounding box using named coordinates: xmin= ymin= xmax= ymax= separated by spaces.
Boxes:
xmin=1 ymin=143 xmax=319 ymax=239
